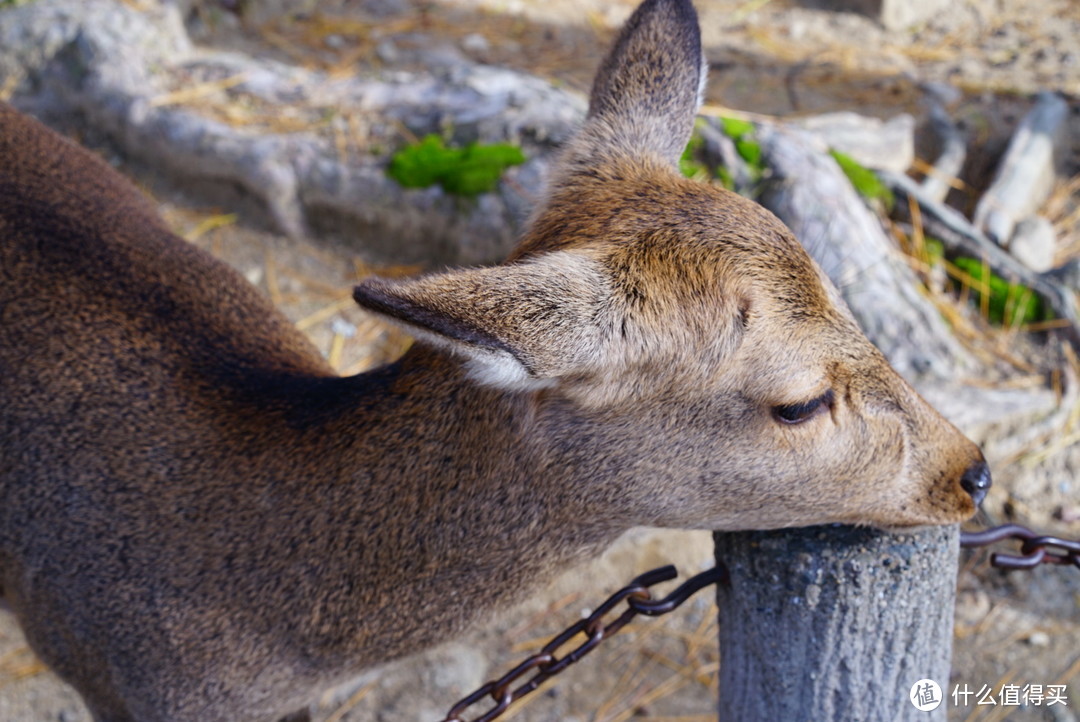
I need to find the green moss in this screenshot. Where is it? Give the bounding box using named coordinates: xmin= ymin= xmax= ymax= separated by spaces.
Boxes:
xmin=952 ymin=256 xmax=1049 ymax=327
xmin=717 ymin=116 xmax=762 ymax=168
xmin=387 ymin=135 xmax=526 ymax=197
xmin=919 ymin=237 xmax=1052 ymax=328
xmin=828 ymin=149 xmax=894 ymax=211
xmin=679 ymin=131 xmax=708 ymax=180
xmin=714 ymin=116 xmax=765 ymax=182
xmin=714 ymin=165 xmax=735 ymax=191
xmin=719 ymin=116 xmax=755 ymax=140
xmin=735 ymin=138 xmax=762 ymax=168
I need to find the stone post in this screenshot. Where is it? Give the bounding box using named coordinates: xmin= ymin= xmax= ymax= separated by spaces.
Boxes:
xmin=713 ymin=524 xmax=958 ymax=721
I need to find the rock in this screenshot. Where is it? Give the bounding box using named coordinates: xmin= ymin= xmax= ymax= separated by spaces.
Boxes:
xmin=355 ymin=0 xmax=412 ymax=20
xmin=1045 ymin=257 xmax=1080 ymax=292
xmin=803 ymin=0 xmax=950 ymax=31
xmin=461 ymin=32 xmax=491 ymax=54
xmin=974 ymin=92 xmax=1070 ymax=246
xmin=793 ymin=111 xmax=915 ymax=172
xmin=386 ymin=33 xmax=472 ymax=70
xmin=1009 ymin=215 xmax=1057 ymax=272
xmin=920 ymin=101 xmax=966 ymax=203
xmin=920 ymin=80 xmax=963 ymax=107
xmin=918 ymin=381 xmax=1057 ymax=438
xmin=1025 ymin=631 xmax=1051 ymax=647
xmin=0 ymin=0 xmax=190 ymax=92
xmin=0 ymin=0 xmax=586 ymax=266
xmin=375 ymin=38 xmax=400 ymax=64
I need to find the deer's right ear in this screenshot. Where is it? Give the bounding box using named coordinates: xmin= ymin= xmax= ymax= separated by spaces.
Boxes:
xmin=353 ymin=252 xmax=609 ymax=390
xmin=574 ymin=0 xmax=705 ymax=168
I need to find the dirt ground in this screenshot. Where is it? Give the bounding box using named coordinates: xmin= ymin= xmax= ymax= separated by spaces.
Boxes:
xmin=0 ymin=0 xmax=1078 ymax=720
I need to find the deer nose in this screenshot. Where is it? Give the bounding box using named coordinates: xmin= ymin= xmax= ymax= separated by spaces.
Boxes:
xmin=960 ymin=461 xmax=992 ymax=507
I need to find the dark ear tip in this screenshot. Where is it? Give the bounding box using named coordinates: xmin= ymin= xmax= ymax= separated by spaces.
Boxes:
xmin=352 ymin=279 xmax=401 ymax=315
xmin=352 ymin=280 xmax=375 ymax=306
xmin=633 ymin=0 xmax=699 ymax=28
xmin=353 ymin=276 xmax=512 ymax=354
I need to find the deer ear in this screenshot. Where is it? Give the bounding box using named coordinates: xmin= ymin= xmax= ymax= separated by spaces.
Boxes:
xmin=575 ymin=0 xmax=705 ymax=167
xmin=353 ymin=252 xmax=609 ymax=390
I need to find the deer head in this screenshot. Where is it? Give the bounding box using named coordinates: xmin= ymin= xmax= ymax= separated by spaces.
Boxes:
xmin=354 ymin=0 xmax=989 ymax=531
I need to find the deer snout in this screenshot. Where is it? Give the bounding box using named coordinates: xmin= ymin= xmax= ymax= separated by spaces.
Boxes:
xmin=959 ymin=460 xmax=992 ymax=507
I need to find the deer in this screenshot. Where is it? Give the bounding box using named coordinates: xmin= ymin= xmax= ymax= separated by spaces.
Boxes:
xmin=0 ymin=0 xmax=990 ymax=720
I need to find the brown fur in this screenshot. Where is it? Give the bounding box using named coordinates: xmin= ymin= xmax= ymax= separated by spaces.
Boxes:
xmin=0 ymin=0 xmax=987 ymax=720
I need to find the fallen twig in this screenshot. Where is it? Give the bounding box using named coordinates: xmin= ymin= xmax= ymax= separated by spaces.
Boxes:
xmin=920 ymin=102 xmax=967 ymax=203
xmin=882 ymin=170 xmax=1080 ymax=349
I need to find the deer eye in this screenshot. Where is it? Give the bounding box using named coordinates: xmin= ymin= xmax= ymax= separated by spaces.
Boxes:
xmin=773 ymin=390 xmax=834 ymax=425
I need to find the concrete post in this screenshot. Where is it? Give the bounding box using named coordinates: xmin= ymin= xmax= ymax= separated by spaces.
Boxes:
xmin=713 ymin=524 xmax=959 ymax=721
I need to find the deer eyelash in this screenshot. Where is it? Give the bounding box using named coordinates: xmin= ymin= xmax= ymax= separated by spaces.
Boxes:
xmin=773 ymin=389 xmax=834 ymax=425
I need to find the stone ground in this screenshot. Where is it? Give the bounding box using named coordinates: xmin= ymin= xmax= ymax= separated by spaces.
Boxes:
xmin=0 ymin=0 xmax=1078 ymax=720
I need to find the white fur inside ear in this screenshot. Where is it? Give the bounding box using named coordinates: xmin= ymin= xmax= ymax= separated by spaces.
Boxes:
xmin=463 ymin=351 xmax=558 ymax=392
xmin=380 ymin=322 xmax=555 ymax=393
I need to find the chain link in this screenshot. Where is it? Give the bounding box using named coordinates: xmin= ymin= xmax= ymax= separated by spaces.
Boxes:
xmin=440 ymin=564 xmax=727 ymax=722
xmin=960 ymin=523 xmax=1080 ymax=569
xmin=442 ymin=524 xmax=1080 ymax=722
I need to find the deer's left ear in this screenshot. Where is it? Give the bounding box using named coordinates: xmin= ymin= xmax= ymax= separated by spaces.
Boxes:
xmin=576 ymin=0 xmax=706 ymax=168
xmin=353 ymin=252 xmax=610 ymax=390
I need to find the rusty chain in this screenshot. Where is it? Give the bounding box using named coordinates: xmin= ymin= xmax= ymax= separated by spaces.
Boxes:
xmin=960 ymin=523 xmax=1080 ymax=569
xmin=442 ymin=523 xmax=1079 ymax=722
xmin=440 ymin=564 xmax=727 ymax=722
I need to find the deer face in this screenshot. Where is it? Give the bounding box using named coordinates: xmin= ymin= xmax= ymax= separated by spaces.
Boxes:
xmin=506 ymin=165 xmax=986 ymax=531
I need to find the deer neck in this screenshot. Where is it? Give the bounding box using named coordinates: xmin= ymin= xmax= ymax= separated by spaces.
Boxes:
xmin=345 ymin=346 xmax=640 ymax=554
xmin=254 ymin=346 xmax=638 ymax=665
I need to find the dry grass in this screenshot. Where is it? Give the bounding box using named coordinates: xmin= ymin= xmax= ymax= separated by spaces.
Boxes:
xmin=485 ymin=597 xmax=721 ymax=721
xmin=0 ymin=647 xmax=49 ymax=688
xmin=165 ymin=204 xmax=416 ymax=377
xmin=1045 ymin=175 xmax=1080 ymax=262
